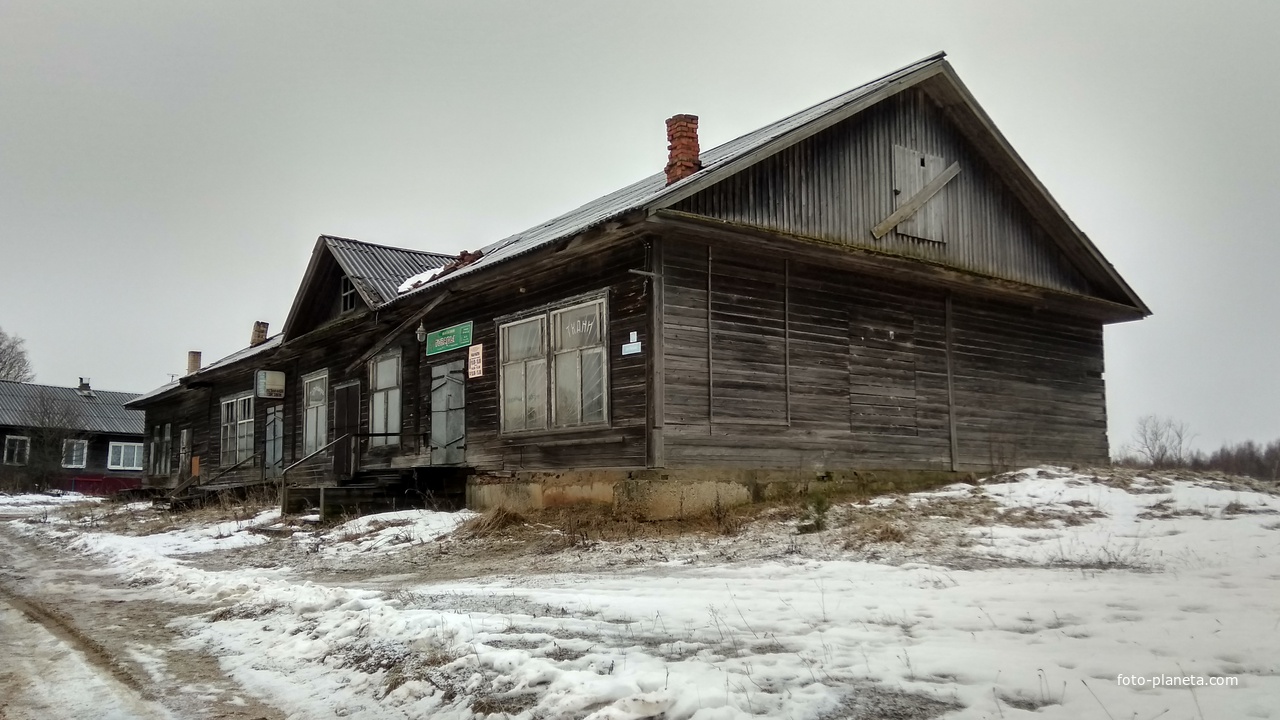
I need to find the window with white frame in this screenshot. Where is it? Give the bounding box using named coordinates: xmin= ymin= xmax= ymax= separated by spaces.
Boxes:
xmin=61 ymin=439 xmax=87 ymax=469
xmin=108 ymin=442 xmax=144 ymax=471
xmin=369 ymin=352 xmax=400 ymax=447
xmin=303 ymin=370 xmax=328 ymax=455
xmin=149 ymin=423 xmax=171 ymax=476
xmin=220 ymin=393 xmax=255 ymax=466
xmin=4 ymin=435 xmax=30 ymax=466
xmin=500 ymin=296 xmax=608 ymax=433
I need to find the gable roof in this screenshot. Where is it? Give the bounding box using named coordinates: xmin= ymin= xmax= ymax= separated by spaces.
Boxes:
xmin=0 ymin=380 xmax=143 ymax=435
xmin=393 ymin=52 xmax=1147 ymax=316
xmin=282 ymin=235 xmax=454 ymax=339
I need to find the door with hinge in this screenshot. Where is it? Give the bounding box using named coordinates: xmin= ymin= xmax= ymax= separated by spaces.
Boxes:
xmin=265 ymin=406 xmax=284 ymax=477
xmin=430 ymin=360 xmax=466 ymax=465
xmin=333 ymin=382 xmax=360 ymax=478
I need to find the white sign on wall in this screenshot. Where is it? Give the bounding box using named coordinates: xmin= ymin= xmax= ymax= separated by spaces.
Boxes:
xmin=255 ymin=370 xmax=286 ymax=399
xmin=468 ymin=344 xmax=483 ymax=378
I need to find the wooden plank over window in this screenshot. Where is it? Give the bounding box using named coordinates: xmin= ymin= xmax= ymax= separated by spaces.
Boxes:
xmin=892 ymin=144 xmax=950 ymax=243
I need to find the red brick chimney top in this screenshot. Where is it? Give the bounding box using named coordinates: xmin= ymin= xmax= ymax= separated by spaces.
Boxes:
xmin=665 ymin=114 xmax=702 ymax=185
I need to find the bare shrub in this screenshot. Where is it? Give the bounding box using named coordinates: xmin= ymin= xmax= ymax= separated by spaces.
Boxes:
xmin=1129 ymin=415 xmax=1195 ymax=469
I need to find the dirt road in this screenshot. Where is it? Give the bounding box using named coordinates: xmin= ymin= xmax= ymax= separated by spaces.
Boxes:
xmin=0 ymin=523 xmax=281 ymax=720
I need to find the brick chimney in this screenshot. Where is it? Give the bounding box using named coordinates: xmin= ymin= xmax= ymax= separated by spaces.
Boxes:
xmin=665 ymin=114 xmax=702 ymax=185
xmin=250 ymin=321 xmax=269 ymax=347
xmin=186 ymin=351 xmax=202 ymax=376
xmin=77 ymin=377 xmax=93 ymax=397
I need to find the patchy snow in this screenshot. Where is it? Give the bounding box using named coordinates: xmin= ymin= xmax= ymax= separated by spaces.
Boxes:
xmin=14 ymin=467 xmax=1280 ymax=719
xmin=398 ymin=267 xmax=444 ymax=293
xmin=0 ymin=490 xmax=101 ymax=516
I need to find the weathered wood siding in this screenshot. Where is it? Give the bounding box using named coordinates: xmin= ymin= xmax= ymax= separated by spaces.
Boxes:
xmin=673 ymin=87 xmax=1100 ymax=300
xmin=431 ymin=240 xmax=650 ymax=472
xmin=661 ymin=237 xmax=1107 ymax=471
xmin=950 ymin=296 xmax=1109 ymax=469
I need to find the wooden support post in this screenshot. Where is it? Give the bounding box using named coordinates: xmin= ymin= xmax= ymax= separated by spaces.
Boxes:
xmin=706 ymin=245 xmax=714 ymax=421
xmin=649 ymin=238 xmax=666 ymax=468
xmin=946 ymin=292 xmax=959 ymax=471
xmin=784 ymin=259 xmax=792 ymax=426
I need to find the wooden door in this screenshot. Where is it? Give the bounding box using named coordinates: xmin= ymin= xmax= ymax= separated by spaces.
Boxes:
xmin=333 ymin=383 xmax=360 ymax=478
xmin=430 ymin=360 xmax=466 ymax=466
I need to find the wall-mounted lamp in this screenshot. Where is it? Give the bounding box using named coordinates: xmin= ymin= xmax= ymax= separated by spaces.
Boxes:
xmin=415 ymin=321 xmax=428 ymax=343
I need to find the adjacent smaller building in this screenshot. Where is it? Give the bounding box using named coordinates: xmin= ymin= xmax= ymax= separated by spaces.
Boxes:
xmin=0 ymin=378 xmax=146 ymax=494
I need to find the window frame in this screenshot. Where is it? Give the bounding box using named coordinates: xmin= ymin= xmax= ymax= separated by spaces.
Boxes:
xmin=61 ymin=438 xmax=88 ymax=469
xmin=149 ymin=423 xmax=171 ymax=476
xmin=302 ymin=369 xmax=329 ymax=456
xmin=219 ymin=391 xmax=255 ymax=467
xmin=4 ymin=435 xmax=30 ymax=466
xmin=497 ymin=292 xmax=611 ymax=435
xmin=107 ymin=442 xmax=144 ymax=471
xmin=340 ymin=276 xmax=359 ymax=313
xmin=178 ymin=428 xmax=192 ymax=477
xmin=368 ymin=350 xmax=401 ymax=448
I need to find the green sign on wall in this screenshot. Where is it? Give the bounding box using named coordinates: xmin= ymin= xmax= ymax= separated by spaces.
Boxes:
xmin=425 ymin=321 xmax=473 ymax=356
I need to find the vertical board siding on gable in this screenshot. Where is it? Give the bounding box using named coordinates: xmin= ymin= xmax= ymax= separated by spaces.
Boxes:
xmin=673 ymin=88 xmax=1094 ymax=298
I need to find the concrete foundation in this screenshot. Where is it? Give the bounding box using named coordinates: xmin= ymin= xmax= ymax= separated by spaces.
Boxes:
xmin=466 ymin=468 xmax=974 ymax=520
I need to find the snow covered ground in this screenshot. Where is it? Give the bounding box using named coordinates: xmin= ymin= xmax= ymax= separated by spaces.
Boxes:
xmin=5 ymin=468 xmax=1279 ymax=719
xmin=0 ymin=490 xmax=102 ymax=517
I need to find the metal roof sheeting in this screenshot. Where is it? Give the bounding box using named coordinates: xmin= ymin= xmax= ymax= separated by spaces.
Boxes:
xmin=393 ymin=53 xmax=947 ymax=305
xmin=0 ymin=380 xmax=144 ymax=436
xmin=324 ymin=236 xmax=454 ymax=308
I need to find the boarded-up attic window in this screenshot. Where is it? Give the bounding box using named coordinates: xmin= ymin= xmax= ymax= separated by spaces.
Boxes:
xmin=892 ymin=145 xmax=949 ymax=243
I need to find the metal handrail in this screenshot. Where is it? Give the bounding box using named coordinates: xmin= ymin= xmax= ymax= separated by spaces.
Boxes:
xmin=170 ymin=452 xmax=259 ymax=498
xmin=281 ymin=433 xmax=351 ymax=482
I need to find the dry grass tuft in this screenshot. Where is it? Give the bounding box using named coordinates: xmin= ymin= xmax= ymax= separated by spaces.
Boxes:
xmin=844 ymin=518 xmax=911 ymax=548
xmin=461 ymin=507 xmax=528 ymax=537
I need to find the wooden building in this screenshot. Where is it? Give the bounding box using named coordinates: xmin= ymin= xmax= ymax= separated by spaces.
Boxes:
xmin=0 ymin=378 xmax=145 ymax=494
xmin=128 ymin=54 xmax=1148 ymax=516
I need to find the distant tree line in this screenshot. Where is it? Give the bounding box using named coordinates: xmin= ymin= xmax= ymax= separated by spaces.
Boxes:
xmin=1116 ymin=414 xmax=1280 ymax=482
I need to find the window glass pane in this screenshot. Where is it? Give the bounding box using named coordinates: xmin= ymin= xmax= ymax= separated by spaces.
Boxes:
xmin=503 ymin=318 xmax=543 ymax=362
xmin=502 ymin=364 xmax=526 ymax=432
xmin=581 ymin=348 xmax=607 ymax=424
xmin=554 ymin=352 xmax=581 ymax=426
xmin=306 ymin=379 xmax=326 ymax=406
xmin=526 ymin=359 xmax=547 ymax=429
xmin=387 ymin=387 xmax=401 ymax=440
xmin=554 ymin=303 xmax=601 ymax=351
xmin=110 ymin=444 xmax=122 ymax=467
xmin=374 ymin=356 xmax=397 ymax=390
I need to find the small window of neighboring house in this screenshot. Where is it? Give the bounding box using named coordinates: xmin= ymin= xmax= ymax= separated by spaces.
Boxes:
xmin=149 ymin=424 xmax=171 ymax=476
xmin=341 ymin=276 xmax=359 ymax=313
xmin=107 ymin=442 xmax=144 ymax=471
xmin=4 ymin=436 xmax=30 ymax=466
xmin=303 ymin=370 xmax=328 ymax=456
xmin=178 ymin=428 xmax=192 ymax=478
xmin=220 ymin=393 xmax=255 ymax=466
xmin=499 ymin=296 xmax=609 ymax=433
xmin=369 ymin=352 xmax=401 ymax=447
xmin=61 ymin=439 xmax=88 ymax=469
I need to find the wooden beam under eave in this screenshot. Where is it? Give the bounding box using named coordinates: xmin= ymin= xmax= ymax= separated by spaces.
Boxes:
xmin=646 ymin=210 xmax=1147 ymax=324
xmin=345 ymin=291 xmax=452 ymax=374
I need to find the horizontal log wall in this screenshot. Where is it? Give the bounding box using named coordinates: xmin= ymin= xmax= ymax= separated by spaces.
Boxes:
xmin=661 ymin=237 xmax=1107 ymax=472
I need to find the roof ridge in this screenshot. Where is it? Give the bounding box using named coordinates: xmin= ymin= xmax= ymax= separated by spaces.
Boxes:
xmin=0 ymin=378 xmax=140 ymax=396
xmin=322 ymin=234 xmax=455 ymax=259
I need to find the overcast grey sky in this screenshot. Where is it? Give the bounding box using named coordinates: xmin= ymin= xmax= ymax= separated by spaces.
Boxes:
xmin=2 ymin=0 xmax=1276 ymax=452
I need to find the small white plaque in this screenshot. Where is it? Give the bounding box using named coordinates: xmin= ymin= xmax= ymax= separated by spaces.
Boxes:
xmin=621 ymin=341 xmax=642 ymax=356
